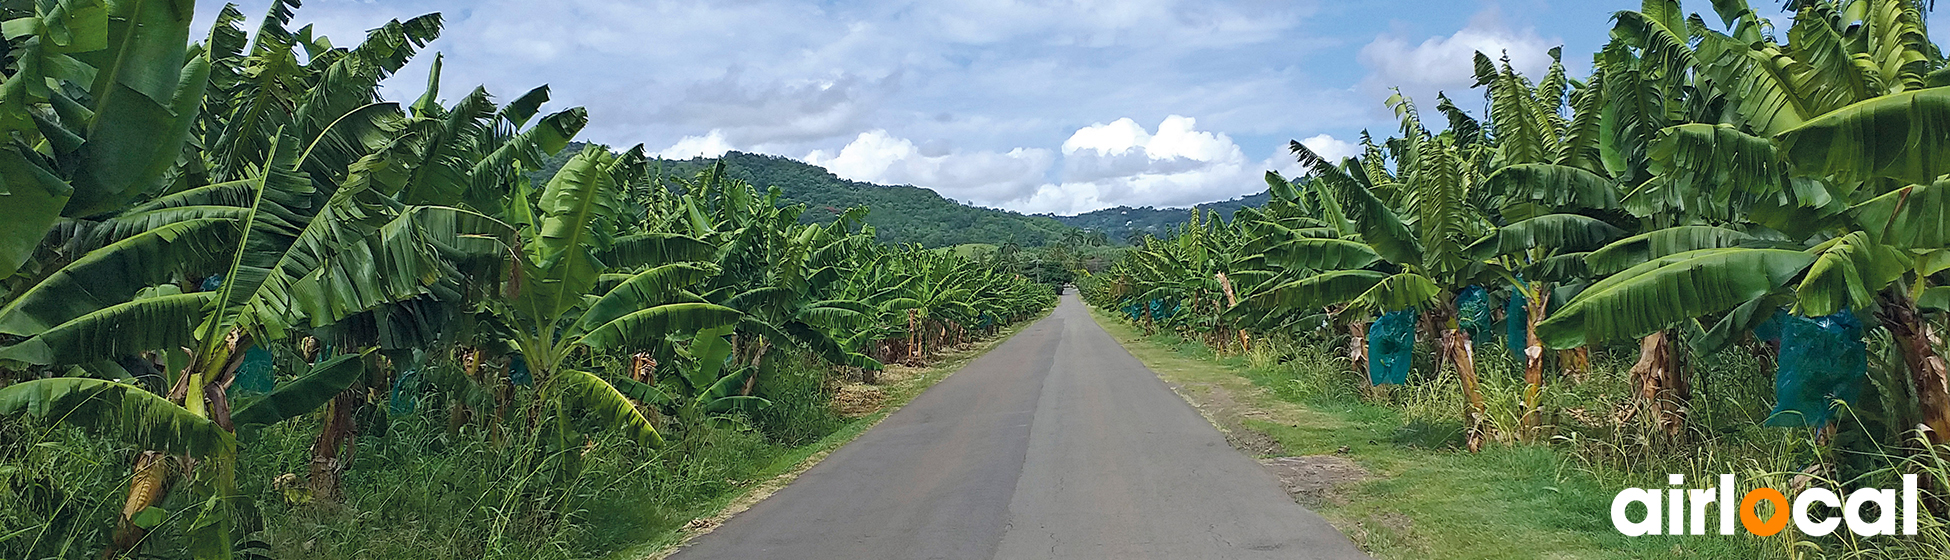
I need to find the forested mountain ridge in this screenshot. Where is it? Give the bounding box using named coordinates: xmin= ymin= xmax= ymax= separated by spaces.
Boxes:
xmin=651 ymin=152 xmax=1079 ymax=247
xmin=1041 ymin=192 xmax=1271 ymax=244
xmin=531 ymin=144 xmax=1269 ymax=247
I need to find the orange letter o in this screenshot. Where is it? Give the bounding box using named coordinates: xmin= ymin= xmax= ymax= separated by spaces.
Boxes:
xmin=1741 ymin=488 xmax=1789 ymax=536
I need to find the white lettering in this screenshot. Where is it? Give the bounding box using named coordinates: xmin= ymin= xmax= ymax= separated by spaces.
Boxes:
xmin=1845 ymin=488 xmax=1896 ymax=536
xmin=1612 ymin=488 xmax=1662 ymax=536
xmin=1904 ymin=474 xmax=1918 ymax=535
xmin=1794 ymin=488 xmax=1841 ymax=537
xmin=1719 ymin=474 xmax=1736 ymax=535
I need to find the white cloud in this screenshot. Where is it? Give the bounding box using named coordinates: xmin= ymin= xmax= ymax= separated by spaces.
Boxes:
xmin=1008 ymin=115 xmax=1271 ymax=215
xmin=807 ymin=130 xmax=1054 ymax=205
xmin=655 ymin=129 xmax=736 ymax=160
xmin=1299 ymin=133 xmax=1359 ymax=162
xmin=803 ymin=118 xmax=1290 ymax=216
xmin=1357 ymin=7 xmax=1559 ymax=109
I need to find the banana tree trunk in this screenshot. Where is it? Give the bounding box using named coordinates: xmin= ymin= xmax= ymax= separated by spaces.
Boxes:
xmin=108 ymin=333 xmax=251 ymax=557
xmin=1215 ymin=273 xmax=1251 ymax=353
xmin=309 ymin=389 xmax=358 ymax=502
xmin=907 ymin=310 xmax=920 ymax=361
xmin=630 ymin=352 xmax=656 ymax=384
xmin=1630 ymin=331 xmax=1687 ymax=438
xmin=1520 ymin=285 xmax=1551 ymax=440
xmin=1444 ymin=326 xmax=1489 ymax=453
xmin=1879 ymin=292 xmax=1950 ymax=446
xmin=1348 ymin=320 xmax=1370 ymax=386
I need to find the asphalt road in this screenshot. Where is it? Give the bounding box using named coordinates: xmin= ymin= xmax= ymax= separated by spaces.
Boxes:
xmin=671 ymin=293 xmax=1369 ymax=560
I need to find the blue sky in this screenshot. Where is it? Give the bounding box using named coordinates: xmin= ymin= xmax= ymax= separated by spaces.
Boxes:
xmin=192 ymin=1 xmax=1944 ymax=215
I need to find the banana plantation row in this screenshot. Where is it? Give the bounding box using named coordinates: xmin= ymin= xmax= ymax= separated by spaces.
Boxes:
xmin=1083 ymin=0 xmax=1950 ymax=476
xmin=0 ymin=2 xmax=1054 ymax=558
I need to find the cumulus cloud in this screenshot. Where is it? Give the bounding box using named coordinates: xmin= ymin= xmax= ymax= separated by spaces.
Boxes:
xmin=1358 ymin=7 xmax=1560 ymax=108
xmin=1017 ymin=116 xmax=1271 ymax=215
xmin=655 ymin=130 xmax=737 ymax=160
xmin=806 ymin=131 xmax=1054 ymax=205
xmin=803 ymin=117 xmax=1284 ymax=216
xmin=1298 ymin=134 xmax=1360 ymax=163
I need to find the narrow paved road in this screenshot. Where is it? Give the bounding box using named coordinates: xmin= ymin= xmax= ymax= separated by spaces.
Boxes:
xmin=672 ymin=294 xmax=1368 ymax=560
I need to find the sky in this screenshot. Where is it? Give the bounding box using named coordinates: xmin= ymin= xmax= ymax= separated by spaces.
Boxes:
xmin=189 ymin=0 xmax=1947 ymax=215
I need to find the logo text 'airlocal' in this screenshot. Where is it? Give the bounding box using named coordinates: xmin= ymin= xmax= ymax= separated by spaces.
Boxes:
xmin=1611 ymin=474 xmax=1918 ymax=537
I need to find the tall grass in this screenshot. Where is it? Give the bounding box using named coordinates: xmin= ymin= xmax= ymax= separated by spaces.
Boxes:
xmin=0 ymin=351 xmax=853 ymax=560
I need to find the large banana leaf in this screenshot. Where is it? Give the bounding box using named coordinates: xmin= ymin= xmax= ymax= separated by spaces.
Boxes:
xmin=203 ymin=131 xmax=317 ymax=343
xmin=399 ymin=88 xmax=493 ymax=205
xmin=519 ymin=147 xmax=622 ymax=326
xmin=1467 ymin=214 xmax=1625 ymax=260
xmin=0 ymin=292 xmax=212 ymax=365
xmin=68 ymin=205 xmax=258 ymax=254
xmin=595 ymin=233 xmax=716 ymax=269
xmin=1236 ymin=269 xmax=1388 ymax=317
xmin=0 ymin=146 xmax=72 ymax=278
xmin=1537 ymin=248 xmax=1815 ymax=348
xmin=0 ymin=378 xmax=233 ymax=459
xmin=1847 ymin=178 xmax=1950 ymax=249
xmin=1632 ymin=123 xmax=1787 ymax=220
xmin=230 ymin=351 xmax=368 ymax=428
xmin=1290 ymin=140 xmax=1422 ymax=265
xmin=1584 ymin=225 xmax=1757 ymax=275
xmin=1482 ymin=163 xmax=1619 ymax=213
xmin=66 ymin=0 xmax=208 ymax=217
xmin=1775 ymin=87 xmax=1950 ymax=184
xmin=576 ymin=263 xmax=718 ymax=332
xmin=577 ymin=303 xmax=741 ymax=354
xmin=704 ymin=395 xmax=770 ymax=415
xmin=1261 ymin=238 xmax=1383 ymax=272
xmin=1690 ymin=27 xmax=1814 ymax=137
xmin=1795 ymin=232 xmax=1912 ymax=316
xmin=1353 ymin=273 xmax=1441 ymax=315
xmin=682 ymin=324 xmax=736 ymax=393
xmin=467 ymin=106 xmax=588 ymax=206
xmin=0 ymin=218 xmax=237 ymax=336
xmin=553 ymin=369 xmax=661 ymax=447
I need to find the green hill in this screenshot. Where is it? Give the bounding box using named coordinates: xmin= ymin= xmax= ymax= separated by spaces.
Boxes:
xmin=530 ymin=144 xmax=1264 ymax=247
xmin=653 ymin=152 xmax=1078 ymax=247
xmin=1043 ymin=191 xmax=1271 ymax=244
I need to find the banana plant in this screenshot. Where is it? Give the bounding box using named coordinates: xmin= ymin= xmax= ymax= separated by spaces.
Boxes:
xmin=610 ymin=325 xmax=770 ymax=430
xmin=482 ymin=145 xmax=740 ymax=450
xmin=1538 ymin=0 xmax=1950 ymax=443
xmin=1233 ymin=96 xmax=1500 ymax=450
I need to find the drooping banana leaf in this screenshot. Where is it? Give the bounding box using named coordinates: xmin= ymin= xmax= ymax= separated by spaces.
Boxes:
xmin=1538 ymin=248 xmax=1816 ymax=348
xmin=1467 ymin=214 xmax=1625 ymax=260
xmin=0 ymin=378 xmax=234 ymax=459
xmin=230 ymin=351 xmax=369 ymax=428
xmin=552 ymin=369 xmax=661 ymax=447
xmin=1775 ymin=87 xmax=1950 ymax=185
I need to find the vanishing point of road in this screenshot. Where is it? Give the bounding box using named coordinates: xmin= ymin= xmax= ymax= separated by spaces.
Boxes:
xmin=671 ymin=293 xmax=1370 ymax=560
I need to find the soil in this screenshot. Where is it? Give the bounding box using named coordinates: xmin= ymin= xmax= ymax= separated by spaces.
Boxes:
xmin=1259 ymin=455 xmax=1371 ymax=508
xmin=1160 ymin=378 xmax=1375 ymax=509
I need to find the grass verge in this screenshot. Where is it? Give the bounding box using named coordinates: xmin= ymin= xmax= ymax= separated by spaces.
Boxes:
xmin=1083 ymin=306 xmax=1777 ymax=560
